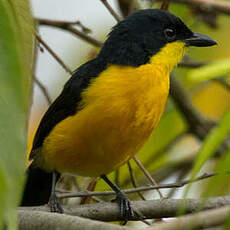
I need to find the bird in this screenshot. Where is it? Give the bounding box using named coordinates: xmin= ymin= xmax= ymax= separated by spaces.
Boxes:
xmin=21 ymin=9 xmax=216 ymax=221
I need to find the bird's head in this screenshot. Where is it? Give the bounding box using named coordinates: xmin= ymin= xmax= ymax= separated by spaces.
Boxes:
xmin=99 ymin=9 xmax=216 ymax=69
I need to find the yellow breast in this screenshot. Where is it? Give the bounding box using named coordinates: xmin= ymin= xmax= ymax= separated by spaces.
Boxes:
xmin=42 ymin=41 xmax=185 ymax=177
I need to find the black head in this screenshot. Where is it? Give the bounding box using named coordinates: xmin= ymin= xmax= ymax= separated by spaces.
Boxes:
xmin=98 ymin=9 xmax=216 ymax=66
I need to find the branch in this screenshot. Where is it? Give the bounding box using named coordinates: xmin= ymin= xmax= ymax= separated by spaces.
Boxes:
xmin=127 ymin=162 xmax=146 ymax=201
xmin=166 ymin=167 xmax=190 ymax=198
xmin=18 ymin=210 xmax=131 ymax=230
xmin=146 ymin=205 xmax=230 ymax=230
xmin=170 ymin=75 xmax=216 ymax=139
xmin=100 ymin=0 xmax=121 ymax=22
xmin=34 ymin=77 xmax=52 ymax=105
xmin=117 ymin=0 xmax=141 ymax=17
xmin=19 ymin=196 xmax=230 ymax=222
xmin=56 ymin=172 xmax=221 ymax=199
xmin=132 ymin=156 xmax=164 ymax=198
xmin=35 ymin=33 xmax=72 ymax=74
xmin=161 ymin=2 xmax=170 ymax=11
xmin=156 ymin=0 xmax=230 ymax=16
xmin=37 ymin=18 xmax=103 ymax=47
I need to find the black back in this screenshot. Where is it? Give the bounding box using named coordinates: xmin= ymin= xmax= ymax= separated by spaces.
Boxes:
xmin=31 ymin=57 xmax=107 ymax=155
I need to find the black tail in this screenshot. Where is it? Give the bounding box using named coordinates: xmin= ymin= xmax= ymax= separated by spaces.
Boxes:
xmin=21 ymin=166 xmax=53 ymax=206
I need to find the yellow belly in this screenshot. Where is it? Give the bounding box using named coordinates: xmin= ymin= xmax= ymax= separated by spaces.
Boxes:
xmin=42 ymin=63 xmax=169 ymax=177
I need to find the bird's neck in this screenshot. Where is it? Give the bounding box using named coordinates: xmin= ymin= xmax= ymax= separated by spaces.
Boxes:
xmin=149 ymin=41 xmax=186 ymax=72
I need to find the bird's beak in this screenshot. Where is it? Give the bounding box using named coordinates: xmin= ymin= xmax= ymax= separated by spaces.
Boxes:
xmin=184 ymin=32 xmax=217 ymax=47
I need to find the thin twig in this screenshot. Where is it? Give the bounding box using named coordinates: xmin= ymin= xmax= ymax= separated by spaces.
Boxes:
xmin=166 ymin=167 xmax=190 ymax=198
xmin=38 ymin=18 xmax=103 ymax=47
xmin=57 ymin=171 xmax=221 ymax=199
xmin=70 ymin=20 xmax=92 ymax=34
xmin=100 ymin=0 xmax=121 ymax=22
xmin=127 ymin=162 xmax=151 ymax=226
xmin=34 ymin=77 xmax=52 ymax=105
xmin=91 ymin=196 xmax=104 ymax=203
xmin=133 ymin=156 xmax=164 ymax=199
xmin=161 ymin=2 xmax=170 ymax=11
xmin=117 ymin=0 xmax=141 ymax=17
xmin=127 ymin=162 xmax=145 ymax=200
xmin=80 ymin=178 xmax=97 ymax=205
xmin=121 ymin=133 xmax=190 ymax=188
xmin=35 ymin=33 xmax=72 ymax=74
xmin=40 ymin=19 xmax=92 ymax=33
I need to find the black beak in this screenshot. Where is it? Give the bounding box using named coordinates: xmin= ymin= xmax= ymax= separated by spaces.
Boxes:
xmin=184 ymin=32 xmax=217 ymax=47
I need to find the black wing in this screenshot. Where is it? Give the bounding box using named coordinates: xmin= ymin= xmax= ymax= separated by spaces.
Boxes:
xmin=30 ymin=57 xmax=107 ymax=156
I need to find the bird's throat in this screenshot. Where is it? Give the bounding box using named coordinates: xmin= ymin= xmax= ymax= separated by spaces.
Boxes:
xmin=150 ymin=41 xmax=186 ymax=71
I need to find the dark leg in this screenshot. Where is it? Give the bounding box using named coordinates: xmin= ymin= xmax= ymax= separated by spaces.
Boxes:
xmin=48 ymin=171 xmax=63 ymax=213
xmin=101 ymin=174 xmax=134 ymax=223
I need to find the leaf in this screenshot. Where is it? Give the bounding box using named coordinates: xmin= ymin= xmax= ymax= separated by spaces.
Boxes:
xmin=202 ymin=149 xmax=230 ymax=197
xmin=184 ymin=108 xmax=230 ymax=197
xmin=0 ymin=0 xmax=34 ymax=229
xmin=187 ymin=59 xmax=230 ymax=82
xmin=224 ymin=217 xmax=230 ymax=230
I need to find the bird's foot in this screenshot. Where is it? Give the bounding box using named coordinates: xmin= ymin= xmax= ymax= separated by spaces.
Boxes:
xmin=48 ymin=193 xmax=63 ymax=213
xmin=113 ymin=191 xmax=135 ymax=224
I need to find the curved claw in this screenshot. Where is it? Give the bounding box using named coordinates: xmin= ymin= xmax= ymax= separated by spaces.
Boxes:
xmin=115 ymin=192 xmax=135 ymax=224
xmin=48 ymin=194 xmax=63 ymax=213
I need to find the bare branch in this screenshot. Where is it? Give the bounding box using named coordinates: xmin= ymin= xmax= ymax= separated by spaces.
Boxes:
xmin=56 ymin=172 xmax=222 ymax=199
xmin=34 ymin=77 xmax=52 ymax=105
xmin=161 ymin=2 xmax=170 ymax=11
xmin=37 ymin=18 xmax=103 ymax=47
xmin=19 ymin=196 xmax=230 ymax=222
xmin=18 ymin=210 xmax=131 ymax=230
xmin=100 ymin=0 xmax=122 ymax=22
xmin=35 ymin=33 xmax=72 ymax=74
xmin=117 ymin=0 xmax=141 ymax=17
xmin=133 ymin=156 xmax=164 ymax=199
xmin=146 ymin=205 xmax=230 ymax=230
xmin=166 ymin=167 xmax=190 ymax=198
xmin=170 ymin=75 xmax=216 ymax=139
xmin=127 ymin=162 xmax=146 ymax=201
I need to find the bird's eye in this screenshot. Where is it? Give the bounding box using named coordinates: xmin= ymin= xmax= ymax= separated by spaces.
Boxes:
xmin=164 ymin=28 xmax=176 ymax=41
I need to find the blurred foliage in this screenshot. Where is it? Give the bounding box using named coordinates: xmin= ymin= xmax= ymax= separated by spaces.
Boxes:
xmin=188 ymin=59 xmax=230 ymax=82
xmin=0 ymin=0 xmax=34 ymax=229
xmin=192 ymin=81 xmax=230 ymax=120
xmin=184 ymin=108 xmax=230 ymax=197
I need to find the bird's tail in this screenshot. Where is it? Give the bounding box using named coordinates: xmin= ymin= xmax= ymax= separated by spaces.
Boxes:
xmin=21 ymin=166 xmax=53 ymax=206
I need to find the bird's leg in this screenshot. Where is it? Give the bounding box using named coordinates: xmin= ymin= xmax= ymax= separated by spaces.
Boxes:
xmin=101 ymin=174 xmax=135 ymax=223
xmin=48 ymin=171 xmax=63 ymax=213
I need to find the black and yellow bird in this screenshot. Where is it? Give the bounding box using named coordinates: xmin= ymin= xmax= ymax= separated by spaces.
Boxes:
xmin=22 ymin=9 xmax=216 ymax=219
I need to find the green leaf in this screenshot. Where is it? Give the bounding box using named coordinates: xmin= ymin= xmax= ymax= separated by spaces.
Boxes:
xmin=187 ymin=59 xmax=230 ymax=82
xmin=0 ymin=0 xmax=34 ymax=229
xmin=184 ymin=108 xmax=230 ymax=197
xmin=202 ymin=149 xmax=230 ymax=197
xmin=224 ymin=217 xmax=230 ymax=230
